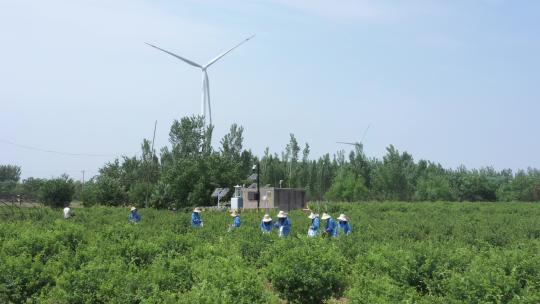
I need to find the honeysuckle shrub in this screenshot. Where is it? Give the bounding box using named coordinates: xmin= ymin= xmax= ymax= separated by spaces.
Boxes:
xmin=265 ymin=238 xmax=347 ymax=303
xmin=1 ymin=202 xmax=540 ymax=303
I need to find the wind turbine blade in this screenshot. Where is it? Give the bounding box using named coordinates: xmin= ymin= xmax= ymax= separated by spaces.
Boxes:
xmin=360 ymin=124 xmax=371 ymax=144
xmin=205 ymin=71 xmax=212 ymax=125
xmin=145 ymin=42 xmax=203 ymax=68
xmin=336 ymin=141 xmax=358 ymax=146
xmin=204 ymin=34 xmax=255 ymax=68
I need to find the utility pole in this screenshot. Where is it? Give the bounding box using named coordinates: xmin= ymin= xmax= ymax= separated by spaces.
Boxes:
xmin=253 ymin=161 xmax=260 ymax=211
xmin=257 ymin=161 xmax=260 ymax=210
xmin=81 ymin=170 xmax=85 ymax=204
xmin=81 ymin=170 xmax=85 ymax=189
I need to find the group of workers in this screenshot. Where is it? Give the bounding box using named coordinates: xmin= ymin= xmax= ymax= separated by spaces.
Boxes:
xmin=77 ymin=206 xmax=351 ymax=238
xmin=191 ymin=207 xmax=352 ymax=238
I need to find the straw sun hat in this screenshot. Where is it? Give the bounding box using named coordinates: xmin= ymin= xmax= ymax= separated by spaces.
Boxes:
xmin=130 ymin=206 xmax=137 ymax=211
xmin=230 ymin=210 xmax=239 ymax=217
xmin=277 ymin=210 xmax=288 ymax=218
xmin=308 ymin=212 xmax=319 ymax=219
xmin=337 ymin=214 xmax=348 ymax=221
xmin=193 ymin=207 xmax=202 ymax=213
xmin=321 ymin=212 xmax=331 ymax=220
xmin=262 ymin=214 xmax=272 ymax=222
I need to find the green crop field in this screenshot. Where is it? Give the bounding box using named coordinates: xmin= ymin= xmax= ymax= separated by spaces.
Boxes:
xmin=1 ymin=202 xmax=540 ymax=303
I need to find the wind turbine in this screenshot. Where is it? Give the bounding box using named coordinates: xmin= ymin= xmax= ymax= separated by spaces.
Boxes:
xmin=146 ymin=35 xmax=255 ymax=126
xmin=336 ymin=124 xmax=371 ymax=148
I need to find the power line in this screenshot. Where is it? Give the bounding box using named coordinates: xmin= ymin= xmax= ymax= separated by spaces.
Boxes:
xmin=0 ymin=138 xmax=117 ymax=158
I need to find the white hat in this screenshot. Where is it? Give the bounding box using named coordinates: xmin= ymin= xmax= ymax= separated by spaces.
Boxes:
xmin=262 ymin=214 xmax=272 ymax=222
xmin=321 ymin=212 xmax=331 ymax=220
xmin=130 ymin=206 xmax=137 ymax=211
xmin=277 ymin=210 xmax=288 ymax=218
xmin=193 ymin=207 xmax=202 ymax=213
xmin=230 ymin=210 xmax=239 ymax=217
xmin=337 ymin=214 xmax=348 ymax=221
xmin=308 ymin=212 xmax=319 ymax=219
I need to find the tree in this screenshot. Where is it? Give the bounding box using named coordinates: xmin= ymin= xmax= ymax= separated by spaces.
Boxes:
xmin=497 ymin=168 xmax=540 ymax=201
xmin=372 ymin=145 xmax=417 ymax=201
xmin=0 ymin=165 xmax=21 ymax=197
xmin=21 ymin=177 xmax=45 ymax=198
xmin=326 ymin=168 xmax=369 ymax=202
xmin=82 ymin=176 xmax=126 ymax=206
xmin=220 ymin=123 xmax=244 ymax=160
xmin=39 ymin=175 xmax=75 ymax=207
xmin=0 ymin=165 xmax=21 ymax=182
xmin=169 ymin=115 xmax=213 ymax=158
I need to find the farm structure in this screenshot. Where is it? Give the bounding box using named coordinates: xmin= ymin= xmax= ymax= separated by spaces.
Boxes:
xmin=237 ymin=187 xmax=306 ymax=211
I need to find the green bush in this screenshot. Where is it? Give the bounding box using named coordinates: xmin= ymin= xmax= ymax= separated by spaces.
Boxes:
xmin=266 ymin=239 xmax=347 ymax=303
xmin=2 ymin=202 xmax=540 ymax=303
xmin=39 ymin=176 xmax=75 ymax=207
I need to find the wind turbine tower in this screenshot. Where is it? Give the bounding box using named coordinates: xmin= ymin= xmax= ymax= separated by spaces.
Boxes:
xmin=146 ymin=35 xmax=255 ymax=126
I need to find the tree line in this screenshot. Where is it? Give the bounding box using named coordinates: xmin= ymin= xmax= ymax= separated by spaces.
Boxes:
xmin=2 ymin=115 xmax=539 ymax=207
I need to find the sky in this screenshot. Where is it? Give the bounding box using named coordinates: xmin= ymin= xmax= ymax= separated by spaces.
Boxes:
xmin=1 ymin=0 xmax=539 ymax=180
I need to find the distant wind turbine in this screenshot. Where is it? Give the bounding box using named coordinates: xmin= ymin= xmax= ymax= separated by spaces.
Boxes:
xmin=336 ymin=124 xmax=371 ymax=147
xmin=146 ymin=35 xmax=255 ymax=126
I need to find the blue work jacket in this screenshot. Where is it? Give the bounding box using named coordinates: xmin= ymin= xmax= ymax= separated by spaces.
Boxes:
xmin=191 ymin=212 xmax=202 ymax=227
xmin=274 ymin=218 xmax=291 ymax=237
xmin=232 ymin=216 xmax=241 ymax=228
xmin=128 ymin=211 xmax=141 ymax=223
xmin=309 ymin=217 xmax=320 ymax=235
xmin=324 ymin=218 xmax=338 ymax=237
xmin=338 ymin=221 xmax=352 ymax=236
xmin=260 ymin=221 xmax=273 ymax=233
xmin=310 ymin=217 xmax=320 ymax=230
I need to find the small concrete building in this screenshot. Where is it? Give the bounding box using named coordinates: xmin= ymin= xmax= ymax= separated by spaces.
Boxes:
xmin=241 ymin=187 xmax=306 ymax=211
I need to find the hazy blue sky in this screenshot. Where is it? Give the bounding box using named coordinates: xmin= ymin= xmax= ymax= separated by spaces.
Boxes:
xmin=1 ymin=0 xmax=539 ymax=180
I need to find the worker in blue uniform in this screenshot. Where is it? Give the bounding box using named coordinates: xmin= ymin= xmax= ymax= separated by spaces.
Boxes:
xmin=191 ymin=207 xmax=203 ymax=227
xmin=274 ymin=210 xmax=291 ymax=237
xmin=128 ymin=206 xmax=141 ymax=223
xmin=229 ymin=210 xmax=241 ymax=230
xmin=260 ymin=214 xmax=273 ymax=233
xmin=307 ymin=212 xmax=320 ymax=237
xmin=337 ymin=214 xmax=352 ymax=236
xmin=321 ymin=212 xmax=337 ymax=237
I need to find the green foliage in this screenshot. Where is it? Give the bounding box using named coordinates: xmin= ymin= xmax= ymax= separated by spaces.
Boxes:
xmin=82 ymin=175 xmax=126 ymax=206
xmin=149 ymin=180 xmax=174 ymax=209
xmin=0 ymin=165 xmax=22 ymax=197
xmin=21 ymin=177 xmax=45 ymax=198
xmin=0 ymin=180 xmax=17 ymax=197
xmin=1 ymin=203 xmax=540 ymax=303
xmin=372 ymin=145 xmax=417 ymax=201
xmin=497 ymin=169 xmax=540 ymax=202
xmin=44 ymin=116 xmax=537 ymax=206
xmin=415 ymin=173 xmax=455 ymax=201
xmin=39 ymin=176 xmax=75 ymax=207
xmin=326 ymin=168 xmax=369 ymax=201
xmin=266 ymin=239 xmax=347 ymax=303
xmin=0 ymin=164 xmax=21 ymax=182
